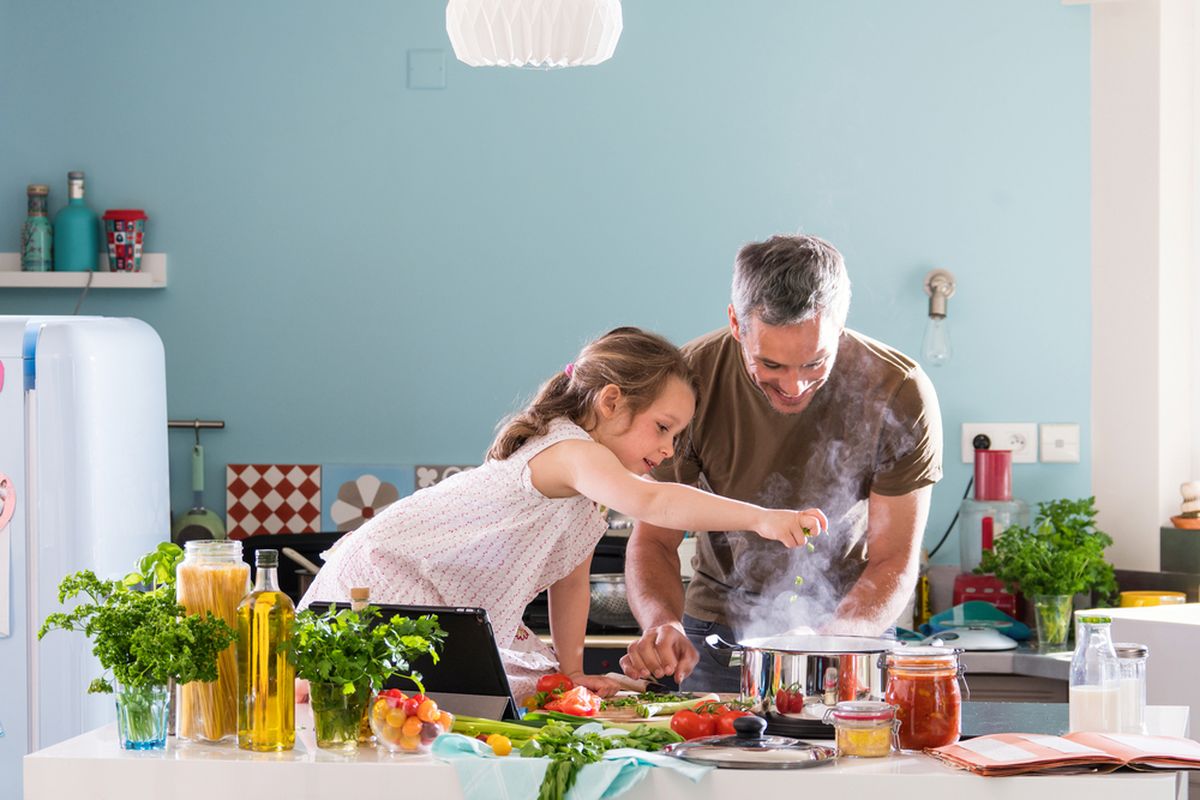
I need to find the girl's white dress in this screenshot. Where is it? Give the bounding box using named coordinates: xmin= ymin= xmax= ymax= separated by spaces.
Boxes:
xmin=299 ymin=417 xmax=609 ymax=700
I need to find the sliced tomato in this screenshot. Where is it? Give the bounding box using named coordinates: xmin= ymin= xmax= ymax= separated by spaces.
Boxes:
xmin=535 ymin=672 xmax=575 ymax=694
xmin=542 ymin=685 xmax=602 ymax=717
xmin=670 ymin=709 xmax=717 ymax=740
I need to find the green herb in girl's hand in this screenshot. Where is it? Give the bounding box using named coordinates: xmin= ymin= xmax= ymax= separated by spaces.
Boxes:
xmin=289 ymin=604 xmax=446 ymax=694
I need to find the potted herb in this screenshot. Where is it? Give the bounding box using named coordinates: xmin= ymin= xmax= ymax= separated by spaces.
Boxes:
xmin=976 ymin=496 xmax=1118 ymax=650
xmin=38 ymin=544 xmax=236 ymax=750
xmin=289 ymin=605 xmax=446 ymax=750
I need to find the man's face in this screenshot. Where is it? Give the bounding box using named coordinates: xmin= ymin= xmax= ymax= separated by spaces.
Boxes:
xmin=728 ymin=307 xmax=842 ymax=415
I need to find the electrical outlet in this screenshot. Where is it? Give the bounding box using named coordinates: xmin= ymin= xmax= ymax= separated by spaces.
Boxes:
xmin=960 ymin=423 xmax=1038 ymax=464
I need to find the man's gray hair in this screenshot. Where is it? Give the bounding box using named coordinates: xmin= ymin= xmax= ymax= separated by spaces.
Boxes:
xmin=731 ymin=234 xmax=851 ymax=327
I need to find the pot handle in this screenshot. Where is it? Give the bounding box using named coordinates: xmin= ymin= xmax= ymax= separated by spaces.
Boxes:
xmin=704 ymin=633 xmax=743 ymax=652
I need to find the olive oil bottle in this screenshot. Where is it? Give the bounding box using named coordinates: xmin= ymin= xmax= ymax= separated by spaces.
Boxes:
xmin=237 ymin=549 xmax=295 ymax=751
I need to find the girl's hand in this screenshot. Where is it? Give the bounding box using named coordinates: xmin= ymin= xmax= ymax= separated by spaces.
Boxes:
xmin=295 ymin=678 xmax=310 ymax=704
xmin=567 ymin=672 xmax=623 ymax=698
xmin=756 ymin=507 xmax=828 ymax=548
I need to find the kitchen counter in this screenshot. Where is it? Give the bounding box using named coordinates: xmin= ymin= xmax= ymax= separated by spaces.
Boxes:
xmin=24 ymin=705 xmax=1191 ymax=800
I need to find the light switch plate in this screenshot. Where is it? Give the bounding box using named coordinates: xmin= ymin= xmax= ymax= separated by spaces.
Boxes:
xmin=407 ymin=49 xmax=446 ymax=90
xmin=1040 ymin=423 xmax=1081 ymax=463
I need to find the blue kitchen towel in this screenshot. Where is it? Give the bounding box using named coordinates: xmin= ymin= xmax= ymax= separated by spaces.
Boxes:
xmin=432 ymin=734 xmax=711 ymax=800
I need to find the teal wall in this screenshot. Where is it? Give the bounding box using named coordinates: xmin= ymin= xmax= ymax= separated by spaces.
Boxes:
xmin=0 ymin=0 xmax=1091 ymax=564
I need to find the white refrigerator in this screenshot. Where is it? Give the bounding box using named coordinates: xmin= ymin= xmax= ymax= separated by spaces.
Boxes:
xmin=0 ymin=316 xmax=169 ymax=799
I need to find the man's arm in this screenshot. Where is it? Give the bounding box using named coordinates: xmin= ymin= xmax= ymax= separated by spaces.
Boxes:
xmin=831 ymin=486 xmax=931 ymax=635
xmin=620 ymin=520 xmax=698 ymax=683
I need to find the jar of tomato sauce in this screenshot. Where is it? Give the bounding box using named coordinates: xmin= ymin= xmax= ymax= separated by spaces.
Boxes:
xmin=884 ymin=646 xmax=965 ymax=750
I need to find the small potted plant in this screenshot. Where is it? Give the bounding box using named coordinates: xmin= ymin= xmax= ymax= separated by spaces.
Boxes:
xmin=39 ymin=543 xmax=236 ymax=750
xmin=289 ymin=605 xmax=446 ymax=750
xmin=977 ymin=496 xmax=1118 ymax=651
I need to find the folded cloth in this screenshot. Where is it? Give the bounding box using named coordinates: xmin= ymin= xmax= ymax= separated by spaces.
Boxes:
xmin=432 ymin=734 xmax=712 ymax=800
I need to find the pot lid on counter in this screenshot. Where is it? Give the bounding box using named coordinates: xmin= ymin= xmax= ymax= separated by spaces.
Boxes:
xmin=662 ymin=716 xmax=836 ymax=770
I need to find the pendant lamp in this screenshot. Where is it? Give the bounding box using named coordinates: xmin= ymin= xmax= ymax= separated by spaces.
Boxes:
xmin=446 ymin=0 xmax=623 ymax=68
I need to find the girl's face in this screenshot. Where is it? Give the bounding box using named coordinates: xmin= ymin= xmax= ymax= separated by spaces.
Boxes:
xmin=595 ymin=375 xmax=696 ymax=475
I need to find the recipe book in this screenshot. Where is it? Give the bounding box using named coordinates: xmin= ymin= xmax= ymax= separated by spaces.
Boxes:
xmin=927 ymin=732 xmax=1200 ymax=776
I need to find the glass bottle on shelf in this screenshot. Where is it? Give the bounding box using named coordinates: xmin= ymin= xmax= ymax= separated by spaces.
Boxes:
xmin=52 ymin=171 xmax=99 ymax=272
xmin=176 ymin=540 xmax=249 ymax=742
xmin=238 ymin=549 xmax=295 ymax=751
xmin=1069 ymin=615 xmax=1121 ymax=732
xmin=20 ymin=184 xmax=52 ymax=271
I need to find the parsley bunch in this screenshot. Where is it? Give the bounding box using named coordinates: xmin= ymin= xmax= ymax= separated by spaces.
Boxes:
xmin=976 ymin=496 xmax=1118 ymax=603
xmin=38 ymin=568 xmax=236 ymax=693
xmin=289 ymin=605 xmax=446 ymax=696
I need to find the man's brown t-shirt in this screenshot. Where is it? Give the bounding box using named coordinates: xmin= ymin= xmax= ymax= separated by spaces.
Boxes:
xmin=652 ymin=327 xmax=943 ymax=631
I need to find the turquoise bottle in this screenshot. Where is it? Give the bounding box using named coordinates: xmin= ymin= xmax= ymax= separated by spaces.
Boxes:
xmin=52 ymin=171 xmax=99 ymax=271
xmin=20 ymin=184 xmax=52 ymax=271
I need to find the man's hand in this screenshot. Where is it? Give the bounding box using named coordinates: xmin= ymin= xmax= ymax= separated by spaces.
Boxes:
xmin=756 ymin=507 xmax=828 ymax=548
xmin=620 ymin=621 xmax=699 ymax=684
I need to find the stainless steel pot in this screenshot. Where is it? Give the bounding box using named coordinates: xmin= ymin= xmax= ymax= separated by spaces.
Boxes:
xmin=706 ymin=633 xmax=894 ymax=722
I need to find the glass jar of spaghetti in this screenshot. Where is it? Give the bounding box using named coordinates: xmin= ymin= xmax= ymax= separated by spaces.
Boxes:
xmin=176 ymin=540 xmax=249 ymax=742
xmin=884 ymin=646 xmax=964 ymax=750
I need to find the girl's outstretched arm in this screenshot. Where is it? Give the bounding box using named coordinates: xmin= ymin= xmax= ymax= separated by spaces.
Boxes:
xmin=529 ymin=439 xmax=828 ymax=547
xmin=547 ymin=556 xmax=622 ymax=697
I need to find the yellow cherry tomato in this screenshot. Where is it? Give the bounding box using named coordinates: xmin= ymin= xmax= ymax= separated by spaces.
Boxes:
xmin=398 ymin=735 xmax=421 ymax=752
xmin=385 ymin=708 xmax=407 ymax=729
xmin=436 ymin=710 xmax=455 ymax=732
xmin=417 ymin=698 xmax=440 ymax=723
xmin=487 ymin=733 xmax=512 ymax=757
xmin=402 ymin=716 xmax=423 ymax=738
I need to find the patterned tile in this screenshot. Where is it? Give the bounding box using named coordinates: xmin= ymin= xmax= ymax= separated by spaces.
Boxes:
xmin=226 ymin=464 xmax=321 ymax=539
xmin=414 ymin=464 xmax=477 ymax=492
xmin=321 ymin=464 xmax=414 ymax=532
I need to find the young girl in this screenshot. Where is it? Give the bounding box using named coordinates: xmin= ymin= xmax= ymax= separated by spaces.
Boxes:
xmin=298 ymin=327 xmax=827 ymax=700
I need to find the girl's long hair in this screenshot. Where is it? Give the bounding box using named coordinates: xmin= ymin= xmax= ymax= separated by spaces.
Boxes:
xmin=487 ymin=326 xmax=695 ymax=461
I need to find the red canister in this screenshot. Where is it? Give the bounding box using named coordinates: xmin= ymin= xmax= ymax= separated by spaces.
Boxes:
xmin=974 ymin=449 xmax=1012 ymax=501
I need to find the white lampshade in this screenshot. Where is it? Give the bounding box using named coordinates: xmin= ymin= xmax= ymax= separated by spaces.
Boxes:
xmin=446 ymin=0 xmax=623 ymax=69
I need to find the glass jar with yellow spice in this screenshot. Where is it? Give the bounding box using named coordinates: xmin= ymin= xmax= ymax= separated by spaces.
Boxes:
xmin=176 ymin=541 xmax=249 ymax=742
xmin=824 ymin=701 xmax=897 ymax=758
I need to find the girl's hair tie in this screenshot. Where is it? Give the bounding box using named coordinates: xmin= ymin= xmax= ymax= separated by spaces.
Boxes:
xmin=564 ymin=362 xmax=575 ymax=378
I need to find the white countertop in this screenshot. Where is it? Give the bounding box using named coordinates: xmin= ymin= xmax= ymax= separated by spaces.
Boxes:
xmin=23 ymin=705 xmax=1192 ymax=800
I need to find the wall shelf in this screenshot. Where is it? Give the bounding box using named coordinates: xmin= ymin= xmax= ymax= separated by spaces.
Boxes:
xmin=0 ymin=253 xmax=167 ymax=288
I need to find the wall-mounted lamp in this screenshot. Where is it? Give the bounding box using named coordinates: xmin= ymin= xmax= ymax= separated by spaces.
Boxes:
xmin=922 ymin=269 xmax=956 ymax=367
xmin=446 ymin=0 xmax=623 ymax=68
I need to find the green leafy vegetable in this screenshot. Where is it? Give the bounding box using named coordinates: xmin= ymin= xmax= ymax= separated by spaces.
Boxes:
xmin=289 ymin=604 xmax=445 ymax=695
xmin=38 ymin=565 xmax=235 ymax=693
xmin=600 ymin=691 xmax=689 ymax=709
xmin=520 ymin=721 xmax=683 ymax=800
xmin=976 ymin=496 xmax=1117 ymax=602
xmin=122 ymin=542 xmax=185 ymax=591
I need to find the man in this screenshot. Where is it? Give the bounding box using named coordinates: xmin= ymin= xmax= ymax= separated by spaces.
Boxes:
xmin=621 ymin=234 xmax=943 ymax=691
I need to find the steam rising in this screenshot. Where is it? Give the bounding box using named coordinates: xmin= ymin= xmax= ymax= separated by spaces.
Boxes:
xmin=714 ymin=380 xmax=923 ymax=640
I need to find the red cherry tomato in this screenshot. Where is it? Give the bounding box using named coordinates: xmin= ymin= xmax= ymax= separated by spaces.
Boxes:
xmin=670 ymin=709 xmax=716 ymax=740
xmin=403 ymin=697 xmax=420 ymax=716
xmin=535 ymin=673 xmax=575 ymax=694
xmin=715 ymin=710 xmax=754 ymax=735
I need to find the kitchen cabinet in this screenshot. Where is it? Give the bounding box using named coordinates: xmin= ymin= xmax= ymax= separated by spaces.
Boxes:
xmin=0 ymin=252 xmax=167 ymax=288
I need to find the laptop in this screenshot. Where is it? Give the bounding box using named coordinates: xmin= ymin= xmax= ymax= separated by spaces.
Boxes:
xmin=303 ymin=602 xmax=521 ymax=720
